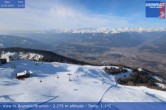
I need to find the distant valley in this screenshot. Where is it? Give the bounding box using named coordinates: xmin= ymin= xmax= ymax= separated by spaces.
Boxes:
xmin=1 ymin=29 xmax=166 ymax=79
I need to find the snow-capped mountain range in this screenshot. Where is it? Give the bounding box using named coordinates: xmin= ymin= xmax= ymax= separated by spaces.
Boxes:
xmin=33 ymin=27 xmax=166 ymax=34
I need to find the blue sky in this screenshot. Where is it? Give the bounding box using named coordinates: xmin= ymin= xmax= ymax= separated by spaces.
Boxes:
xmin=0 ymin=0 xmax=166 ymax=32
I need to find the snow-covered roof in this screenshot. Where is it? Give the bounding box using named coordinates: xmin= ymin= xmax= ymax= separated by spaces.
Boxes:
xmin=17 ymin=71 xmax=28 ymax=76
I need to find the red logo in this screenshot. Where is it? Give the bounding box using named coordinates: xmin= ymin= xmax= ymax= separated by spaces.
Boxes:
xmin=160 ymin=2 xmax=165 ymax=19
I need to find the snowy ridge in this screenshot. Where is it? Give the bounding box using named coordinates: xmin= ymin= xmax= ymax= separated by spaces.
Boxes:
xmin=34 ymin=27 xmax=166 ymax=34
xmin=19 ymin=52 xmax=43 ymax=61
xmin=0 ymin=48 xmax=88 ymax=65
xmin=70 ymin=27 xmax=166 ymax=34
xmin=0 ymin=52 xmax=43 ymax=62
xmin=0 ymin=60 xmax=166 ymax=103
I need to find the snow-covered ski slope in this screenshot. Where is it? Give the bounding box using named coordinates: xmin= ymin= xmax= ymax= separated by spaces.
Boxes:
xmin=0 ymin=60 xmax=166 ymax=103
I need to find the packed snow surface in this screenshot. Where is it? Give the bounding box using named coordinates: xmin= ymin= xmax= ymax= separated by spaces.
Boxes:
xmin=0 ymin=60 xmax=166 ymax=103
